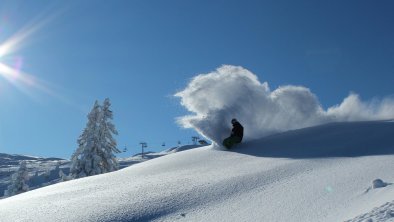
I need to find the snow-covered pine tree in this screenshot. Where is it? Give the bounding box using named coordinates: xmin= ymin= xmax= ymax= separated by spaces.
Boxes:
xmin=70 ymin=100 xmax=101 ymax=178
xmin=59 ymin=169 xmax=72 ymax=182
xmin=70 ymin=99 xmax=120 ymax=179
xmin=98 ymin=98 xmax=121 ymax=172
xmin=4 ymin=161 xmax=29 ymax=197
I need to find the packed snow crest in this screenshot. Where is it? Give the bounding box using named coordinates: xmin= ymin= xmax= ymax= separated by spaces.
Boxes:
xmin=175 ymin=65 xmax=394 ymax=144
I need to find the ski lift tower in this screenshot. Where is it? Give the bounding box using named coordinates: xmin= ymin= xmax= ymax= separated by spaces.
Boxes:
xmin=192 ymin=136 xmax=200 ymax=145
xmin=139 ymin=142 xmax=147 ymax=158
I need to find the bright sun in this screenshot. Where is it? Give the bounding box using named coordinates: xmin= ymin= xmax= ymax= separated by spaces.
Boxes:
xmin=0 ymin=19 xmax=53 ymax=97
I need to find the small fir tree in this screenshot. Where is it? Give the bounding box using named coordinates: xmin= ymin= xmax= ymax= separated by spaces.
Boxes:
xmin=5 ymin=161 xmax=29 ymax=197
xmin=70 ymin=99 xmax=120 ymax=179
xmin=70 ymin=100 xmax=101 ymax=178
xmin=98 ymin=98 xmax=120 ymax=172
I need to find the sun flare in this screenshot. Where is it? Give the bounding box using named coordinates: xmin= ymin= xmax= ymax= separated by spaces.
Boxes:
xmin=0 ymin=17 xmax=53 ymax=98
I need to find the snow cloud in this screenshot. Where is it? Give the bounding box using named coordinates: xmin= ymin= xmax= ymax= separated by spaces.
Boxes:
xmin=175 ymin=65 xmax=394 ymax=144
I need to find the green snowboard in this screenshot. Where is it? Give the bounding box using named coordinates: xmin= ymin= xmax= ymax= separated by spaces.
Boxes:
xmin=222 ymin=136 xmax=242 ymax=149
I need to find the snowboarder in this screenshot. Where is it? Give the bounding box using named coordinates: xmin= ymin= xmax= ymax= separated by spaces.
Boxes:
xmin=222 ymin=118 xmax=244 ymax=149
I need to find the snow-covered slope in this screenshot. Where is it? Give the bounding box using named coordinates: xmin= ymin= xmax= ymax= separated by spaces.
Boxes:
xmin=118 ymin=145 xmax=202 ymax=168
xmin=161 ymin=144 xmax=202 ymax=153
xmin=0 ymin=154 xmax=67 ymax=198
xmin=0 ymin=153 xmax=64 ymax=168
xmin=1 ymin=120 xmax=394 ymax=222
xmin=0 ymin=145 xmax=202 ymax=198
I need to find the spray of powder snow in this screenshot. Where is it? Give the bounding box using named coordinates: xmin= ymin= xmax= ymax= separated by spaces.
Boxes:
xmin=175 ymin=65 xmax=394 ymax=145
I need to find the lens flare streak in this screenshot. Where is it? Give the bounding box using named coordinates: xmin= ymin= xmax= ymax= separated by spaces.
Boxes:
xmin=0 ymin=15 xmax=56 ymax=98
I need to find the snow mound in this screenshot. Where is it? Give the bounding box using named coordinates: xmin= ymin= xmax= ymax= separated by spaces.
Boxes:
xmin=373 ymin=179 xmax=388 ymax=189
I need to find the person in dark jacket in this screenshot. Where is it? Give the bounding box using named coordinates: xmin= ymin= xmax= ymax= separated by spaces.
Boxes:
xmin=222 ymin=118 xmax=244 ymax=149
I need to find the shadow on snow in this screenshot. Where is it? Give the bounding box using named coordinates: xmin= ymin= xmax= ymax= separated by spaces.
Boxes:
xmin=231 ymin=120 xmax=394 ymax=159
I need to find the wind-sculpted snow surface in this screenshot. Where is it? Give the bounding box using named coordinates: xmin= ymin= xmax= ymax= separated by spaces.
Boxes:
xmin=0 ymin=121 xmax=394 ymax=221
xmin=345 ymin=201 xmax=394 ymax=222
xmin=175 ymin=65 xmax=394 ymax=144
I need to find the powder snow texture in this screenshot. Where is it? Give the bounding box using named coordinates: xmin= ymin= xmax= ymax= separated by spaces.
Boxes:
xmin=1 ymin=121 xmax=394 ymax=222
xmin=175 ymin=65 xmax=394 ymax=144
xmin=345 ymin=201 xmax=394 ymax=222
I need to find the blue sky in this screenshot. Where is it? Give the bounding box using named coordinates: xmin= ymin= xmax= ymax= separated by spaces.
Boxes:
xmin=0 ymin=0 xmax=393 ymax=158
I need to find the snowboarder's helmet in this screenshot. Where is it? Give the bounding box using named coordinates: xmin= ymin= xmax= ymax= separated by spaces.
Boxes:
xmin=231 ymin=118 xmax=238 ymax=124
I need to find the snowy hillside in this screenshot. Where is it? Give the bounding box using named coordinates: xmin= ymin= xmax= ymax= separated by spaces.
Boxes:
xmin=118 ymin=145 xmax=202 ymax=168
xmin=0 ymin=154 xmax=67 ymax=198
xmin=0 ymin=145 xmax=201 ymax=198
xmin=0 ymin=120 xmax=394 ymax=221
